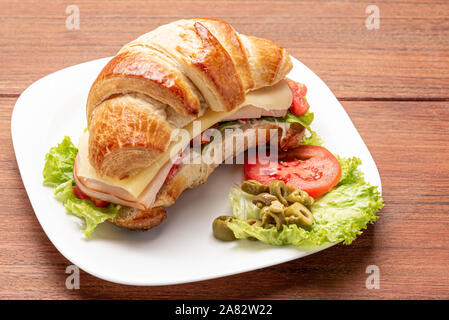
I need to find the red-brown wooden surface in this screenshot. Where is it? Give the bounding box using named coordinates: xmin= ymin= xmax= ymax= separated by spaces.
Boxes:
xmin=0 ymin=0 xmax=448 ymax=299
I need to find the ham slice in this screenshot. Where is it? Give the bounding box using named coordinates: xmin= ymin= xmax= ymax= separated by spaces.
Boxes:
xmin=73 ymin=156 xmax=175 ymax=210
xmin=222 ymin=106 xmax=287 ymax=121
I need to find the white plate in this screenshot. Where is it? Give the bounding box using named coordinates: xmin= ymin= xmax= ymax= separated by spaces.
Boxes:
xmin=11 ymin=56 xmax=382 ymax=286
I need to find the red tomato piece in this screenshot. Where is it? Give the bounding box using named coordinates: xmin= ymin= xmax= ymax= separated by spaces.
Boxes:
xmin=73 ymin=184 xmax=109 ymax=207
xmin=290 ymin=95 xmax=310 ymax=117
xmin=244 ymin=145 xmax=341 ymax=198
xmin=90 ymin=198 xmax=109 ymax=207
xmin=286 ymin=78 xmax=307 ymax=96
xmin=165 ymin=163 xmax=181 ymax=183
xmin=201 ymin=129 xmax=213 ymax=144
xmin=165 ymin=152 xmax=184 ymax=183
xmin=72 ymin=184 xmax=89 ymax=199
xmin=286 ymin=79 xmax=310 ymax=116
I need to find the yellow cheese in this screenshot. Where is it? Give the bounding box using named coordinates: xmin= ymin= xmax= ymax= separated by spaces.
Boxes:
xmin=244 ymin=80 xmax=292 ymax=110
xmin=76 ymin=80 xmax=292 ymax=198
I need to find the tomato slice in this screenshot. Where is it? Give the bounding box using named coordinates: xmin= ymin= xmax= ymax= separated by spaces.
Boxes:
xmin=244 ymin=145 xmax=341 ymax=198
xmin=72 ymin=184 xmax=89 ymax=199
xmin=165 ymin=162 xmax=181 ymax=183
xmin=201 ymin=129 xmax=214 ymax=144
xmin=73 ymin=184 xmax=109 ymax=207
xmin=286 ymin=78 xmax=307 ymax=96
xmin=286 ymin=79 xmax=310 ymax=116
xmin=90 ymin=198 xmax=109 ymax=207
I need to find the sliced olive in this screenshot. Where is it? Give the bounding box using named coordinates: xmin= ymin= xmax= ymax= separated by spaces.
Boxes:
xmin=212 ymin=216 xmax=236 ymax=241
xmin=286 ymin=189 xmax=314 ymax=206
xmin=244 ymin=218 xmax=260 ymax=240
xmin=269 ymin=200 xmax=284 ymax=213
xmin=284 ymin=202 xmax=314 ymax=228
xmin=268 ymin=180 xmax=291 ymax=205
xmin=252 ymin=193 xmax=278 ymax=208
xmin=247 ymin=219 xmax=263 ymax=227
xmin=261 ymin=206 xmax=286 ymax=231
xmin=241 ymin=180 xmax=269 ymax=195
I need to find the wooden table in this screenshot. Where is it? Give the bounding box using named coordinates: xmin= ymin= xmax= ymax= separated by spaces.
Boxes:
xmin=1 ymin=0 xmax=448 ymax=299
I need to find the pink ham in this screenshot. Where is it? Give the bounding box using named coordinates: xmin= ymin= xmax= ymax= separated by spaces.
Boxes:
xmin=73 ymin=155 xmax=175 ymax=211
xmin=223 ymin=106 xmax=287 ymax=121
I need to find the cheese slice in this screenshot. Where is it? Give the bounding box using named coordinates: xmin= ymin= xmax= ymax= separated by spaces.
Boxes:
xmin=76 ymin=80 xmax=293 ymax=199
xmin=244 ymin=79 xmax=292 ymax=110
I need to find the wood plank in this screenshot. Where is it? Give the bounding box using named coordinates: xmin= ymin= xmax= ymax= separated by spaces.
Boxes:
xmin=0 ymin=0 xmax=448 ymax=98
xmin=1 ymin=97 xmax=448 ymax=299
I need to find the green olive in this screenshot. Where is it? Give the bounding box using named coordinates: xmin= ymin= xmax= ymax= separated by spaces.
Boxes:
xmin=241 ymin=180 xmax=269 ymax=195
xmin=284 ymin=202 xmax=314 ymax=228
xmin=268 ymin=180 xmax=291 ymax=205
xmin=252 ymin=193 xmax=278 ymax=208
xmin=286 ymin=189 xmax=314 ymax=206
xmin=261 ymin=206 xmax=286 ymax=231
xmin=247 ymin=219 xmax=263 ymax=227
xmin=269 ymin=200 xmax=284 ymax=213
xmin=212 ymin=216 xmax=236 ymax=241
xmin=260 ymin=206 xmax=271 ymax=216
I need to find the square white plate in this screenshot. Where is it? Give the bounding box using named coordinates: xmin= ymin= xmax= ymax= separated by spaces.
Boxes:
xmin=11 ymin=56 xmax=381 ymax=285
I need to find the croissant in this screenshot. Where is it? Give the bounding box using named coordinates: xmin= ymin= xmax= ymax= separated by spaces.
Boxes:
xmin=74 ymin=18 xmax=296 ymax=230
xmin=86 ymin=18 xmax=292 ymax=179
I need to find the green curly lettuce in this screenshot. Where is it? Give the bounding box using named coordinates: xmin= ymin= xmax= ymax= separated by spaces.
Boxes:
xmin=300 ymin=130 xmax=324 ymax=146
xmin=43 ymin=137 xmax=120 ymax=237
xmin=43 ymin=136 xmax=78 ymax=186
xmin=54 ymin=180 xmax=120 ymax=237
xmin=226 ymin=156 xmax=383 ymax=246
xmin=285 ymin=111 xmax=323 ymax=146
xmin=261 ymin=110 xmax=323 ymax=146
xmin=228 ymin=187 xmax=261 ymax=221
xmin=285 ymin=110 xmax=314 ymax=130
xmin=337 ymin=156 xmax=363 ymax=186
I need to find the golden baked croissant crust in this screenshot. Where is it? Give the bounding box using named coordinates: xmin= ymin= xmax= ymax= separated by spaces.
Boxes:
xmin=86 ymin=18 xmax=292 ymax=179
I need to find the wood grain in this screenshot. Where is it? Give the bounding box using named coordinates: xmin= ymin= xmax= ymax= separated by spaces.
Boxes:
xmin=1 ymin=0 xmax=449 ymax=299
xmin=1 ymin=97 xmax=448 ymax=299
xmin=0 ymin=0 xmax=448 ymax=99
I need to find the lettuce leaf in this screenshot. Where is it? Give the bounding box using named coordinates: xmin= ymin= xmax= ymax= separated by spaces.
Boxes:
xmin=285 ymin=111 xmax=324 ymax=146
xmin=228 ymin=187 xmax=261 ymax=220
xmin=43 ymin=136 xmax=78 ymax=186
xmin=54 ymin=180 xmax=120 ymax=237
xmin=285 ymin=110 xmax=314 ymax=130
xmin=217 ymin=120 xmax=240 ymax=131
xmin=301 ymin=130 xmax=324 ymax=146
xmin=262 ymin=110 xmax=314 ymax=130
xmin=43 ymin=137 xmax=120 ymax=237
xmin=226 ymin=157 xmax=383 ymax=246
xmin=337 ymin=156 xmax=363 ymax=185
xmin=261 ymin=110 xmax=323 ymax=146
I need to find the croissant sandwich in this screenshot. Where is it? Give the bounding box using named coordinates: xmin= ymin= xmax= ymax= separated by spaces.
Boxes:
xmin=70 ymin=18 xmax=303 ymax=230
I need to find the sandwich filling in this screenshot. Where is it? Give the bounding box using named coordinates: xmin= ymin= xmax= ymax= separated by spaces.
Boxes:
xmin=74 ymin=80 xmax=293 ymax=210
